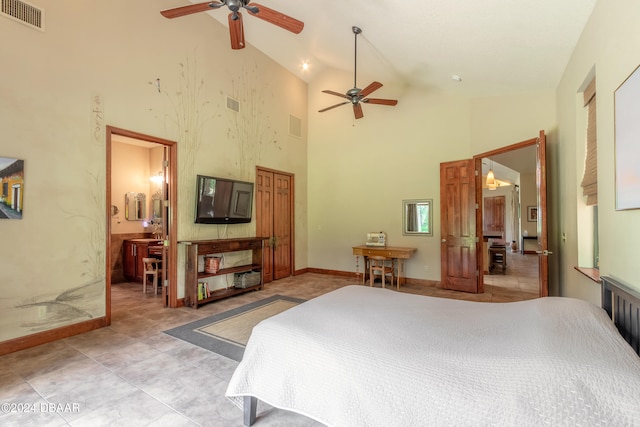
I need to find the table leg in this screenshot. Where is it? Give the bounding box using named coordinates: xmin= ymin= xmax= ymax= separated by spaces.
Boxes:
xmin=357 ymin=256 xmax=368 ymax=285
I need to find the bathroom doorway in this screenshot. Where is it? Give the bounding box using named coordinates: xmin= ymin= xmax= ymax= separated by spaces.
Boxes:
xmin=105 ymin=126 xmax=178 ymax=324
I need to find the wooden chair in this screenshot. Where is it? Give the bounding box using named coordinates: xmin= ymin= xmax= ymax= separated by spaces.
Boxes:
xmin=489 ymin=246 xmax=507 ymax=274
xmin=142 ymin=257 xmax=161 ymax=294
xmin=369 ymin=256 xmax=395 ymax=289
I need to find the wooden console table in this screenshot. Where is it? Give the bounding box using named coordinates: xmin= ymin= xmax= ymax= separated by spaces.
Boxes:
xmin=180 ymin=237 xmax=267 ymax=308
xmin=352 ymin=245 xmax=417 ymax=288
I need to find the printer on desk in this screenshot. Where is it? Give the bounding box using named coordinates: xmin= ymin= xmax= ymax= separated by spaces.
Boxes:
xmin=365 ymin=232 xmax=387 ymax=247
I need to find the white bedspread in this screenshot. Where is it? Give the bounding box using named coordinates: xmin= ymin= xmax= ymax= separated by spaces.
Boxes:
xmin=226 ymin=285 xmax=640 ymax=426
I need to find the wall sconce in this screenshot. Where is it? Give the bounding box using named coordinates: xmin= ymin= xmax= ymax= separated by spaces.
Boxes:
xmin=150 ymin=171 xmax=163 ymax=185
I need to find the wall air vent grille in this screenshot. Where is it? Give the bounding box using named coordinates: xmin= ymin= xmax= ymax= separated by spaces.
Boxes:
xmin=1 ymin=0 xmax=44 ymax=31
xmin=289 ymin=114 xmax=302 ymax=138
xmin=226 ymin=96 xmax=240 ymax=113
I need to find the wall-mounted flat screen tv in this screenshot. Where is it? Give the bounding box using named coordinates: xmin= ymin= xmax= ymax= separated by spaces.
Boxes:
xmin=195 ymin=175 xmax=254 ymax=224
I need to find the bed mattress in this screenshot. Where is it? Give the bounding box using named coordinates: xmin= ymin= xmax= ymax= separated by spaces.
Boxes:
xmin=226 ymin=285 xmax=640 ymax=426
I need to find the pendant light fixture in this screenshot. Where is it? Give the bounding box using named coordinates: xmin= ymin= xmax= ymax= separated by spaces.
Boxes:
xmin=486 ymin=160 xmax=497 ymax=190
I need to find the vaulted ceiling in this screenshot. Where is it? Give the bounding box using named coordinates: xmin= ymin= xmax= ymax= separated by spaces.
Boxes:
xmin=165 ymin=0 xmax=597 ymax=97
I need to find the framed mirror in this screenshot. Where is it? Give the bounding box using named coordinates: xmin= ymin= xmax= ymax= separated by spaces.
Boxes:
xmin=403 ymin=199 xmax=433 ymax=236
xmin=151 ymin=191 xmax=163 ymax=219
xmin=125 ymin=192 xmax=146 ymax=220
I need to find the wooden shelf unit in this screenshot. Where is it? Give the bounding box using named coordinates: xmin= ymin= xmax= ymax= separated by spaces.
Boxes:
xmin=182 ymin=237 xmax=267 ymax=309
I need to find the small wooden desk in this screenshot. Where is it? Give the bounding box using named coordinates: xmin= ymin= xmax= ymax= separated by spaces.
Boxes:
xmin=352 ymin=245 xmax=417 ymax=287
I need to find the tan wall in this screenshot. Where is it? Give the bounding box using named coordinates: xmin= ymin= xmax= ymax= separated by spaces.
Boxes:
xmin=555 ymin=0 xmax=640 ymax=302
xmin=111 ymin=142 xmax=151 ymax=234
xmin=308 ymin=68 xmax=556 ymax=282
xmin=0 ymin=0 xmax=308 ymax=342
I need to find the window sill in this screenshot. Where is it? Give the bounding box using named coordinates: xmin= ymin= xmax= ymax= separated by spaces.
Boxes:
xmin=574 ymin=266 xmax=601 ymax=283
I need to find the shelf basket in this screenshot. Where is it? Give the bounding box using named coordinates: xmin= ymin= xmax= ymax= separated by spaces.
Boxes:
xmin=234 ymin=271 xmax=261 ymax=289
xmin=204 ymin=256 xmax=221 ymax=274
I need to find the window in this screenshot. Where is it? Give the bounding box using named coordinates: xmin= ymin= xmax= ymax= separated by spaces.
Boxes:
xmin=576 ymin=76 xmax=599 ymax=279
xmin=581 ymin=78 xmax=597 ymax=205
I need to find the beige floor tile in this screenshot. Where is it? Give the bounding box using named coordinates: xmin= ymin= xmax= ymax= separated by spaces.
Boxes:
xmin=0 ymin=254 xmax=539 ymax=426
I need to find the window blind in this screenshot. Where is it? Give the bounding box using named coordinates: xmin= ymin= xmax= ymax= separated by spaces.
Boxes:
xmin=581 ymin=78 xmax=597 ymax=206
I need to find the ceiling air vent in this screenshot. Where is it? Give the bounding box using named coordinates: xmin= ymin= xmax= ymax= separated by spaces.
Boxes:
xmin=1 ymin=0 xmax=44 ymax=31
xmin=289 ymin=114 xmax=301 ymax=138
xmin=226 ymin=96 xmax=239 ymax=113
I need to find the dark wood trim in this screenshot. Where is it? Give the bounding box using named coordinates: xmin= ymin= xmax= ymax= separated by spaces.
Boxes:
xmin=306 ymin=268 xmax=356 ymax=277
xmin=474 ymin=136 xmax=538 ymax=159
xmin=106 ymin=128 xmax=113 ymax=324
xmin=294 ymin=268 xmax=310 ymax=275
xmin=473 ymin=132 xmax=548 ymax=297
xmin=300 ymin=268 xmax=439 ymax=288
xmin=106 ymin=126 xmax=176 ymax=146
xmin=0 ymin=317 xmax=108 ymax=356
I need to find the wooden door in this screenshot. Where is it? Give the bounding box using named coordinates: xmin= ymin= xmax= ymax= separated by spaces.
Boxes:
xmin=536 ymin=130 xmax=549 ymax=297
xmin=256 ymin=167 xmax=294 ymax=283
xmin=273 ymin=173 xmax=292 ymax=280
xmin=159 ymin=146 xmax=169 ymax=307
xmin=256 ymin=169 xmax=274 ymax=283
xmin=483 ymin=195 xmax=505 ymax=236
xmin=440 ymin=159 xmax=481 ymax=293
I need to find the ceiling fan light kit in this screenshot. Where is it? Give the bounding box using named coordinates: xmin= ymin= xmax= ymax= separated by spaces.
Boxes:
xmin=161 ymin=1 xmax=304 ymax=50
xmin=318 ymin=26 xmax=398 ymax=120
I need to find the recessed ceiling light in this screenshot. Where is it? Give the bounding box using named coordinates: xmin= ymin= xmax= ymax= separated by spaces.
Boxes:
xmin=301 ymin=61 xmax=310 ymax=71
xmin=451 ymin=74 xmax=463 ymax=82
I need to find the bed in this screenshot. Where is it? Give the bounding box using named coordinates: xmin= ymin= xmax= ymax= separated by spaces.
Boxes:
xmin=226 ymin=276 xmax=640 ymax=426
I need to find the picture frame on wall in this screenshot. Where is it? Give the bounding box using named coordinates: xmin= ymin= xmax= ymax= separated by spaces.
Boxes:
xmin=614 ymin=63 xmax=640 ymax=210
xmin=0 ymin=157 xmax=24 ymax=220
xmin=527 ymin=206 xmax=537 ymax=222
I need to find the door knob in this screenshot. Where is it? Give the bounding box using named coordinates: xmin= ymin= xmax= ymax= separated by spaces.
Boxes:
xmin=441 ymin=239 xmax=446 ymax=243
xmin=536 ymin=250 xmax=553 ymax=256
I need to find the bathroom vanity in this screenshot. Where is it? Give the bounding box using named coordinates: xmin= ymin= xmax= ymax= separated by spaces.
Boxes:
xmin=123 ymin=238 xmax=163 ymax=283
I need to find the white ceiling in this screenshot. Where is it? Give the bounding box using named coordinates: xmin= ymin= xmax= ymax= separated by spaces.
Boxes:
xmin=176 ymin=0 xmax=596 ymax=97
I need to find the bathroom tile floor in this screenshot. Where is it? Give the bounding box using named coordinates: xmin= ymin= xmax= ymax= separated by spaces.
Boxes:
xmin=0 ymin=253 xmax=537 ymax=426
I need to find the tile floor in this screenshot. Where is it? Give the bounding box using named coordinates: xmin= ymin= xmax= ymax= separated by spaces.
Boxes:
xmin=0 ymin=252 xmax=537 ymax=426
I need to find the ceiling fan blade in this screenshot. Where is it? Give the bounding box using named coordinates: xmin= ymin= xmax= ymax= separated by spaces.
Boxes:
xmin=353 ymin=103 xmax=364 ymax=119
xmin=247 ymin=3 xmax=304 ymax=34
xmin=322 ymin=90 xmax=350 ymax=100
xmin=228 ymin=12 xmax=245 ymax=49
xmin=363 ymin=98 xmax=398 ymax=106
xmin=160 ymin=1 xmax=224 ymax=19
xmin=359 ymin=81 xmax=383 ymax=98
xmin=319 ymin=101 xmax=350 ymax=113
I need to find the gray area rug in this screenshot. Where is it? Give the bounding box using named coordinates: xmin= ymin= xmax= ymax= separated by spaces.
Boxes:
xmin=164 ymin=294 xmax=305 ymax=362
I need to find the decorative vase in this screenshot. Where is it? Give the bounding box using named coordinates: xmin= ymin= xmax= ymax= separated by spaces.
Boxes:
xmin=511 ymin=240 xmax=518 ymax=253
